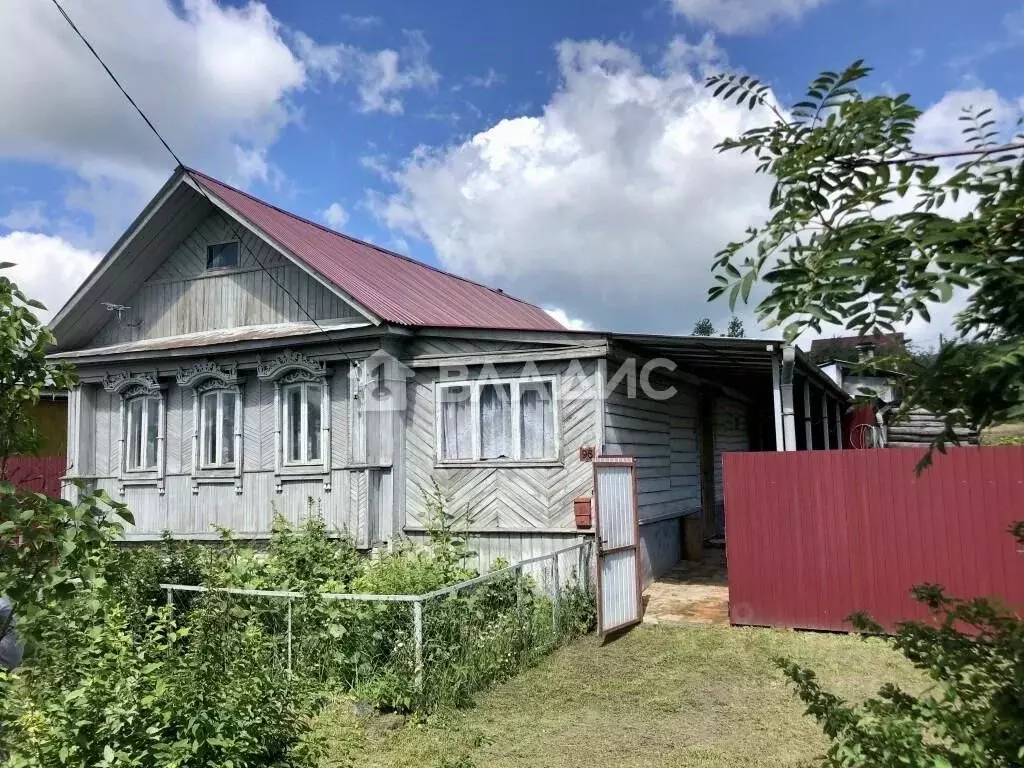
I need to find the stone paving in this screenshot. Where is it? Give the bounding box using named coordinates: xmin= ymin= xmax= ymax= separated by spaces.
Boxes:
xmin=641 ymin=548 xmax=730 ymax=626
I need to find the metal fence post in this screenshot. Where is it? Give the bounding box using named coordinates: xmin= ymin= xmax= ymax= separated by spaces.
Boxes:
xmin=165 ymin=587 xmax=173 ymax=610
xmin=412 ymin=600 xmax=423 ymax=693
xmin=551 ymin=554 xmax=560 ymax=637
xmin=286 ymin=598 xmax=293 ymax=676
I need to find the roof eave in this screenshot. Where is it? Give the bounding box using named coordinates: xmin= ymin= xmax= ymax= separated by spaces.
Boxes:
xmin=49 ymin=167 xmax=190 ymax=342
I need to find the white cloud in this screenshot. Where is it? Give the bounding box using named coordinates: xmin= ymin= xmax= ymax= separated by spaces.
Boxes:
xmin=0 ymin=1 xmax=436 ymax=248
xmin=0 ymin=202 xmax=48 ymax=231
xmin=375 ymin=37 xmax=776 ymax=334
xmin=296 ymin=29 xmax=439 ymax=115
xmin=0 ymin=0 xmax=308 ymax=245
xmin=339 ymin=13 xmax=382 ymax=30
xmin=915 ymin=88 xmax=1018 ymax=152
xmin=0 ymin=232 xmax=101 ymax=323
xmin=545 ymin=307 xmax=590 ymax=330
xmin=669 ymin=0 xmax=829 ymax=34
xmin=322 ymin=202 xmax=349 ymax=230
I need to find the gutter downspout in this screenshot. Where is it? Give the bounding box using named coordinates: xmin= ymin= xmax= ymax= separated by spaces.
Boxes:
xmin=781 ymin=345 xmax=798 ymax=452
xmin=770 ymin=348 xmax=785 ymax=451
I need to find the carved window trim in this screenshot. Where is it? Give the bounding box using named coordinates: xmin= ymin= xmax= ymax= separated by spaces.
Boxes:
xmin=175 ymin=360 xmax=244 ymax=494
xmin=102 ymin=371 xmax=167 ymax=495
xmin=257 ymin=350 xmax=332 ymax=492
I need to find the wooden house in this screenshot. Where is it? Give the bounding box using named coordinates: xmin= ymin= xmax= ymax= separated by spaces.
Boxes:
xmin=50 ymin=166 xmax=846 ymax=581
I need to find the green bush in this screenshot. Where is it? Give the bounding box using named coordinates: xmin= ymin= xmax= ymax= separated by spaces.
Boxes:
xmin=131 ymin=511 xmax=595 ymax=714
xmin=2 ymin=595 xmax=319 ymax=768
xmin=2 ymin=487 xmax=595 ymax=767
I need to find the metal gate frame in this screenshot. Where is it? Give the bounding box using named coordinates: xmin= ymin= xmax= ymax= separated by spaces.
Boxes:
xmin=593 ymin=455 xmax=642 ymax=636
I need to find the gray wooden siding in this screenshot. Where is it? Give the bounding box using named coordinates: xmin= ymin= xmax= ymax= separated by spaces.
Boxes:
xmin=406 ymin=337 xmax=550 ymax=358
xmin=603 ymin=376 xmax=701 ymax=523
xmin=75 ymin=362 xmax=359 ymax=540
xmin=639 ymin=517 xmax=684 ymax=584
xmin=403 ymin=359 xmax=599 ymax=532
xmin=92 ymin=211 xmax=362 ymax=346
xmin=96 ymin=471 xmax=359 ymax=541
xmin=713 ymin=395 xmax=749 ymax=500
xmin=404 ymin=529 xmax=591 ymax=577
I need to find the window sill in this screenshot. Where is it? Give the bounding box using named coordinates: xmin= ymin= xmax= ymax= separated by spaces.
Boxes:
xmin=195 ymin=468 xmax=237 ymax=478
xmin=193 ymin=474 xmax=238 ymax=485
xmin=122 ymin=473 xmax=161 ymax=485
xmin=434 ymin=460 xmax=564 ymax=470
xmin=277 ymin=466 xmax=327 ymax=483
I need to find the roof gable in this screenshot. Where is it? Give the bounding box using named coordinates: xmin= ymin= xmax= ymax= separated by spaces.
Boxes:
xmin=49 ymin=172 xmax=373 ymax=352
xmin=185 ymin=168 xmax=564 ymax=332
xmin=50 ymin=166 xmax=564 ymax=352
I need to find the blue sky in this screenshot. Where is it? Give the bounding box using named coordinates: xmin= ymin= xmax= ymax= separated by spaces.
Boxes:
xmin=0 ymin=0 xmax=1021 ymax=343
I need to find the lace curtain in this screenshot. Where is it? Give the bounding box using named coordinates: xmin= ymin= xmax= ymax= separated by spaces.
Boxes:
xmin=440 ymin=385 xmax=472 ymax=459
xmin=519 ymin=382 xmax=554 ymax=458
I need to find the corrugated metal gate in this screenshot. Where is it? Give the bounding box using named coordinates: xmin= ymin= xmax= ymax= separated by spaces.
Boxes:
xmin=724 ymin=447 xmax=1024 ymax=631
xmin=593 ymin=456 xmax=642 ymax=636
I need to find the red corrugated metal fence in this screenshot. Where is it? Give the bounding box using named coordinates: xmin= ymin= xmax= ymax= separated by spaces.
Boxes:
xmin=724 ymin=447 xmax=1024 ymax=631
xmin=2 ymin=457 xmax=66 ymax=499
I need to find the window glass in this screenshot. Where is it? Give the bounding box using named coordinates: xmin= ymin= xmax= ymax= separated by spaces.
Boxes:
xmin=126 ymin=396 xmax=159 ymax=471
xmin=206 ymin=241 xmax=239 ymax=269
xmin=436 ymin=378 xmax=558 ymax=463
xmin=439 ymin=385 xmax=472 ymax=460
xmin=307 ymin=384 xmax=321 ymax=462
xmin=479 ymin=383 xmax=513 ymax=459
xmin=520 ymin=381 xmax=555 ymax=459
xmin=286 ymin=385 xmax=302 ymax=464
xmin=221 ymin=391 xmax=236 ymax=465
xmin=202 ymin=392 xmax=218 ymax=466
xmin=127 ymin=397 xmax=144 ymax=469
xmin=145 ymin=397 xmax=159 ymax=469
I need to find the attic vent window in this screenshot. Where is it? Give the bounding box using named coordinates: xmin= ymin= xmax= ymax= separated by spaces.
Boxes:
xmin=206 ymin=241 xmax=239 ymax=270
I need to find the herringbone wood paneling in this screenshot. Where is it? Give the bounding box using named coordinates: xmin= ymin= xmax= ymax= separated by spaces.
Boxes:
xmin=404 ymin=359 xmax=599 ymax=531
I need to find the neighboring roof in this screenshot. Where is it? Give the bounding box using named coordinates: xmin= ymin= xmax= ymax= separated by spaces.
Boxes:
xmin=819 ymin=358 xmax=905 ymax=379
xmin=185 ymin=168 xmax=564 ymax=332
xmin=808 ymin=332 xmax=905 ymax=352
xmin=50 ymin=320 xmax=371 ymax=360
xmin=609 ymin=333 xmax=850 ymax=401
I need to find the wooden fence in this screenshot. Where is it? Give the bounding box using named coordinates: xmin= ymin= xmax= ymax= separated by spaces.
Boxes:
xmin=723 ymin=447 xmax=1024 ymax=631
xmin=2 ymin=456 xmax=66 ymax=498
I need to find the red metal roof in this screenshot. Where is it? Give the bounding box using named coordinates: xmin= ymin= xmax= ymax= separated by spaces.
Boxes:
xmin=186 ymin=168 xmax=565 ymax=332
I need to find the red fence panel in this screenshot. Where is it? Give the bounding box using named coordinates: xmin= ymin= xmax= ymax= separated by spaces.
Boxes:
xmin=724 ymin=447 xmax=1024 ymax=631
xmin=2 ymin=456 xmax=66 ymax=499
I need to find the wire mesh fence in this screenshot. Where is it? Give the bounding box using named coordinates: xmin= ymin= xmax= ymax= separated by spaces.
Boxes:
xmin=161 ymin=541 xmax=594 ymax=710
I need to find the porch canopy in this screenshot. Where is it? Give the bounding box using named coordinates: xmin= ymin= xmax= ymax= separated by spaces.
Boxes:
xmin=608 ymin=333 xmax=851 ymax=452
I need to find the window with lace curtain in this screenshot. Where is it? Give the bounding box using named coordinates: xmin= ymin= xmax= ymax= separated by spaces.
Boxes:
xmin=436 ymin=377 xmax=558 ymax=463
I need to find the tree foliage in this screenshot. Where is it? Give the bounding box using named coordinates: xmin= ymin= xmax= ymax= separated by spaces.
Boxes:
xmin=707 ymin=62 xmax=1024 ymax=768
xmin=725 ymin=316 xmax=745 ymax=338
xmin=692 ymin=317 xmax=715 ymax=336
xmin=0 ymin=263 xmax=75 ymax=466
xmin=692 ymin=316 xmax=745 ymax=337
xmin=706 ymin=62 xmax=1024 ymax=455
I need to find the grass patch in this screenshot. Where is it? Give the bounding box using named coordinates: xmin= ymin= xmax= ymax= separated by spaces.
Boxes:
xmin=315 ymin=624 xmax=924 ymax=768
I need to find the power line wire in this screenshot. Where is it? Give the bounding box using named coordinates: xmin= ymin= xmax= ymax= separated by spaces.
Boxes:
xmin=48 ymin=0 xmax=358 ymax=367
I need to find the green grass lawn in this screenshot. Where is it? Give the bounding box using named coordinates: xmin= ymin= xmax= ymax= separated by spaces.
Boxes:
xmin=314 ymin=624 xmax=924 ymax=768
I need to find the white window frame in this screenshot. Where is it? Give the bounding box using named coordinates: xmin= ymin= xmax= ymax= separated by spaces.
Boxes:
xmin=177 ymin=361 xmax=244 ymax=494
xmin=125 ymin=394 xmax=160 ymax=472
xmin=102 ymin=371 xmax=167 ymax=495
xmin=256 ymin=350 xmax=332 ymax=493
xmin=434 ymin=376 xmax=560 ymax=465
xmin=281 ymin=380 xmax=324 ymax=467
xmin=199 ymin=389 xmax=238 ymax=469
